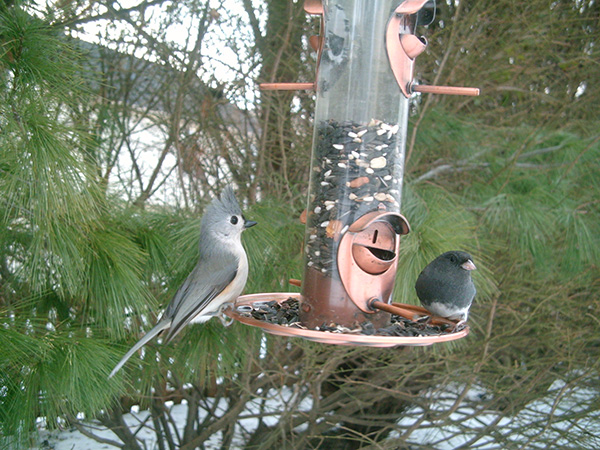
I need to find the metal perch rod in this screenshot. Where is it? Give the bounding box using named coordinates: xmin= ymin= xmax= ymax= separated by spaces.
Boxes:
xmin=370 ymin=300 xmax=458 ymax=328
xmin=411 ymin=84 xmax=480 ymax=96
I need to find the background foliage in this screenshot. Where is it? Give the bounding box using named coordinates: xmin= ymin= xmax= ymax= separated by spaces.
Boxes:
xmin=1 ymin=0 xmax=599 ymax=449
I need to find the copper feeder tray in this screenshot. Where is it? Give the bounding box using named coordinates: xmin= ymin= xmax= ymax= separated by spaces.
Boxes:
xmin=226 ymin=293 xmax=469 ymax=347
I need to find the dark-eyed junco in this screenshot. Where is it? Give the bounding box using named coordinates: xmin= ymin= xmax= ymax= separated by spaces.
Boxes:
xmin=415 ymin=251 xmax=476 ymax=323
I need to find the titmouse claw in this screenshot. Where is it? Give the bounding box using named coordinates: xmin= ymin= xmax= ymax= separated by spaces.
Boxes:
xmin=452 ymin=319 xmax=467 ymax=331
xmin=218 ymin=302 xmax=235 ymax=327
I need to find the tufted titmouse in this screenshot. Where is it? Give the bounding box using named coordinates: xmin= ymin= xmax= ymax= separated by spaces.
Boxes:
xmin=109 ymin=187 xmax=257 ymax=378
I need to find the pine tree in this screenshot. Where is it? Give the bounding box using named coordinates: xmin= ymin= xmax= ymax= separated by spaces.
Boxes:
xmin=1 ymin=1 xmax=599 ymax=449
xmin=0 ymin=4 xmax=156 ymax=445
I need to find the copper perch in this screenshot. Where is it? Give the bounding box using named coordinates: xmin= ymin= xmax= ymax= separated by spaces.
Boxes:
xmin=411 ymin=84 xmax=480 ymax=96
xmin=260 ymin=0 xmax=322 ymax=92
xmin=289 ymin=279 xmax=302 ymax=287
xmin=370 ymin=300 xmax=460 ymax=328
xmin=260 ymin=82 xmax=316 ymax=91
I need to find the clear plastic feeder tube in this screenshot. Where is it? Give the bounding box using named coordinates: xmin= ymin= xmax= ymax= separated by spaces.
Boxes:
xmin=301 ymin=0 xmax=413 ymax=329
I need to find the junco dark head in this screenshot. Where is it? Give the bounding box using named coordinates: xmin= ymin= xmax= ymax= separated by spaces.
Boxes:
xmin=415 ymin=251 xmax=476 ymax=322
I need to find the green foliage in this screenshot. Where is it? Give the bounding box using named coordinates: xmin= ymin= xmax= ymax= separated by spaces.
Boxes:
xmin=1 ymin=1 xmax=599 ymax=449
xmin=1 ymin=6 xmax=97 ymax=299
xmin=0 ymin=316 xmax=124 ymax=441
xmin=395 ymin=182 xmax=497 ymax=305
xmin=0 ymin=5 xmax=157 ymax=445
xmin=0 ymin=4 xmax=81 ymax=94
xmin=243 ymin=199 xmax=305 ymax=293
xmin=408 ymin=108 xmax=600 ymax=278
xmin=404 ymin=107 xmax=600 ymax=423
xmin=82 ymin=220 xmax=154 ymax=337
xmin=417 ymin=0 xmax=600 ymax=128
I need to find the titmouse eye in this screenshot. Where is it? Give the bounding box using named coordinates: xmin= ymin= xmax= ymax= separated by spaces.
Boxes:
xmin=230 ymin=215 xmax=239 ymax=225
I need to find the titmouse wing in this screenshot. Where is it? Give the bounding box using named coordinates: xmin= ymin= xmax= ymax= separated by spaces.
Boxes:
xmin=163 ymin=253 xmax=238 ymax=343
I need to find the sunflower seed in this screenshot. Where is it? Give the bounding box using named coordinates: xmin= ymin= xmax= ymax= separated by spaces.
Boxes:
xmin=370 ymin=156 xmax=387 ymax=169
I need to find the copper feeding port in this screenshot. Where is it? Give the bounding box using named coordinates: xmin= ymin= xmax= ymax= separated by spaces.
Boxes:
xmin=351 ymin=221 xmax=398 ymax=275
xmin=386 ymin=0 xmax=480 ymax=99
xmin=337 ymin=211 xmax=410 ymax=314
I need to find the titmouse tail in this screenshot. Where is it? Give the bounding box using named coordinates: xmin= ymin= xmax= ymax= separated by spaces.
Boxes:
xmin=109 ymin=319 xmax=171 ymax=378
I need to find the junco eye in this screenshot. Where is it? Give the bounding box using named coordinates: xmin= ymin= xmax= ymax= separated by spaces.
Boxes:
xmin=230 ymin=216 xmax=239 ymax=225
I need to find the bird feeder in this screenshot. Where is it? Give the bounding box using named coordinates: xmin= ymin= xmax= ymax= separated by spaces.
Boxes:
xmin=226 ymin=0 xmax=479 ymax=346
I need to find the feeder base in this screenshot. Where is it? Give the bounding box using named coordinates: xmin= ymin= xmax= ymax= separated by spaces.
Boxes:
xmin=226 ymin=293 xmax=469 ymax=347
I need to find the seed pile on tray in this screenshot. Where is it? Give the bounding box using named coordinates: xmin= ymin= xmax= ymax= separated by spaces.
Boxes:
xmin=243 ymin=298 xmax=464 ymax=336
xmin=305 ymin=119 xmax=403 ymax=276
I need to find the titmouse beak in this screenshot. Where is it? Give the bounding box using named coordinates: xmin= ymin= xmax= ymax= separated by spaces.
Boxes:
xmin=244 ymin=219 xmax=257 ymax=229
xmin=461 ymin=259 xmax=476 ymax=271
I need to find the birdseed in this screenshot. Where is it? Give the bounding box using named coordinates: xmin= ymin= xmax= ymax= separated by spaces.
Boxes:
xmin=240 ymin=298 xmax=465 ymax=336
xmin=305 ymin=119 xmax=404 ymax=277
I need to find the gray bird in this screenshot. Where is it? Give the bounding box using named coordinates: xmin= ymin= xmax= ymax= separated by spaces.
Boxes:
xmin=415 ymin=251 xmax=476 ymax=323
xmin=109 ymin=187 xmax=257 ymax=378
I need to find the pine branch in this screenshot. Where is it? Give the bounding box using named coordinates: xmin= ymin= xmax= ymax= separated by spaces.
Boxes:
xmin=65 ymin=414 xmax=125 ymax=449
xmin=98 ymin=406 xmax=144 ymax=450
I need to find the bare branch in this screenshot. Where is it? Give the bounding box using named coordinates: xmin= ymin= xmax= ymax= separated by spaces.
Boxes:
xmin=66 ymin=414 xmax=126 ymax=449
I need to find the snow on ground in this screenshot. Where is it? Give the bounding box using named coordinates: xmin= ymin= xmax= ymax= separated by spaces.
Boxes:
xmin=36 ymin=387 xmax=313 ymax=450
xmin=35 ymin=381 xmax=599 ymax=449
xmin=392 ymin=379 xmax=600 ymax=449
